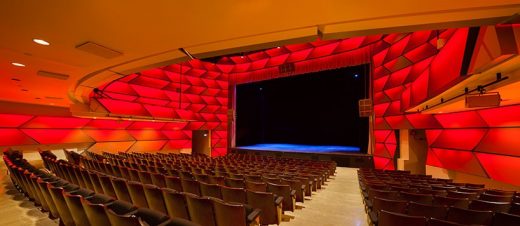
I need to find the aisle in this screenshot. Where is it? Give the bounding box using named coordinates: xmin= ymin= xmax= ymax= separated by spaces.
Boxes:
xmin=278 ymin=167 xmax=368 ymax=226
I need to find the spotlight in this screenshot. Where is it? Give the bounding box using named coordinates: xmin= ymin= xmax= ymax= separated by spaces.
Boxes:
xmin=12 ymin=62 xmax=26 ymax=67
xmin=33 ymin=39 xmax=50 ymax=46
xmin=354 ymin=74 xmax=359 ymax=78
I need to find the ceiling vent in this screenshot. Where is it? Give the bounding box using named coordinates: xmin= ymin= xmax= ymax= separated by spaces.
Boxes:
xmin=76 ymin=41 xmax=122 ymax=59
xmin=37 ymin=70 xmax=70 ymax=80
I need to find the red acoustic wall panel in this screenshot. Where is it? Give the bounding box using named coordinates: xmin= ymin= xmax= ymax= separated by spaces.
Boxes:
xmin=431 ymin=129 xmax=487 ymax=151
xmin=0 ymin=114 xmax=33 ymax=127
xmin=476 ymin=153 xmax=520 ymax=186
xmin=431 ymin=148 xmax=487 ymax=177
xmin=475 ymin=128 xmax=520 ymax=156
xmin=0 ymin=128 xmax=38 ymax=146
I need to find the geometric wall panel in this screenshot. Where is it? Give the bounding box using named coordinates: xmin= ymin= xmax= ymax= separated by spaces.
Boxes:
xmin=431 ymin=129 xmax=487 ymax=150
xmin=21 ymin=116 xmax=91 ymax=129
xmin=128 ymin=140 xmax=168 ymax=153
xmin=87 ymin=141 xmax=136 ymax=154
xmin=475 ymin=128 xmax=520 ymax=156
xmin=83 ymin=130 xmax=135 ymax=142
xmin=477 ymin=105 xmax=520 ymax=127
xmin=434 ymin=111 xmax=488 ymax=128
xmin=432 ymin=148 xmax=488 ymax=177
xmin=21 ymin=129 xmax=94 ymax=145
xmin=0 ymin=128 xmax=38 ymax=146
xmin=476 ymin=153 xmax=520 ymax=186
xmin=0 ymin=114 xmax=33 ymax=127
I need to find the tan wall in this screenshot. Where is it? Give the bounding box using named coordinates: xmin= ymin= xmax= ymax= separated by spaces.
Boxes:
xmin=398 ymin=129 xmax=427 ymax=174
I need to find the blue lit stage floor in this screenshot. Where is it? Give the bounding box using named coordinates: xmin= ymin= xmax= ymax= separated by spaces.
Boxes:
xmin=236 ymin=143 xmax=361 ymax=154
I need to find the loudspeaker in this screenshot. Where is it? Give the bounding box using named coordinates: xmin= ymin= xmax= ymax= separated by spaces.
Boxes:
xmin=465 ymin=93 xmax=501 ymax=108
xmin=358 ymin=99 xmax=372 ymax=117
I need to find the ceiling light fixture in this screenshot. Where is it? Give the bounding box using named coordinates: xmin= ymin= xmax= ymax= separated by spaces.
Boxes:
xmin=33 ymin=39 xmax=50 ymax=46
xmin=12 ymin=62 xmax=26 ymax=67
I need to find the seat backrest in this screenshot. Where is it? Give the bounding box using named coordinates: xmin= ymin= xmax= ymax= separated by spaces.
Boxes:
xmin=127 ymin=181 xmax=149 ymax=208
xmin=221 ymin=186 xmax=247 ymax=204
xmin=88 ymin=172 xmax=105 ymax=194
xmin=427 ymin=218 xmax=469 ymax=226
xmin=143 ymin=184 xmax=167 ymax=214
xmin=510 ymin=202 xmax=520 ymax=215
xmin=245 ymin=175 xmax=263 ymax=183
xmin=246 ymin=180 xmax=267 ymax=192
xmin=369 ymin=189 xmax=400 ymax=201
xmin=150 ymin=173 xmax=166 ymax=188
xmin=119 ymin=167 xmax=131 ymax=180
xmin=485 ymin=189 xmax=516 ymax=196
xmin=110 ymin=178 xmax=132 ymax=203
xmin=433 ymin=195 xmax=470 ymax=208
xmin=80 ymin=196 xmax=111 ymax=226
xmin=479 ymin=193 xmax=513 ymax=202
xmin=400 ymin=191 xmax=433 ymax=205
xmin=407 ymin=202 xmax=448 ymax=219
xmin=267 ymin=182 xmax=294 ymax=211
xmin=209 ymin=175 xmax=225 ymax=186
xmin=492 ymin=212 xmax=520 ymax=226
xmin=194 ymin=174 xmax=211 ymax=184
xmin=128 ymin=168 xmax=141 ymax=182
xmin=106 ymin=208 xmax=140 ymax=226
xmin=468 ymin=199 xmax=511 ymax=212
xmin=63 ymin=192 xmax=90 ymax=226
xmin=379 ymin=210 xmax=427 ymax=226
xmin=181 ymin=179 xmax=201 ymax=196
xmin=212 ymin=198 xmax=247 ymax=226
xmin=225 ymin=177 xmax=245 ymax=188
xmin=165 ymin=176 xmax=183 ymax=191
xmin=447 ymin=190 xmax=478 ymax=200
xmin=246 ymin=190 xmax=278 ymax=225
xmin=446 ymin=207 xmax=493 ymax=225
xmin=185 ymin=193 xmax=216 ymax=226
xmin=79 ymin=169 xmax=96 ymax=191
xmin=98 ymin=175 xmax=117 ymax=198
xmin=200 ymin=182 xmax=222 ymax=199
xmin=373 ymin=197 xmax=408 ymax=214
xmin=48 ymin=185 xmax=75 ymax=226
xmin=161 ymin=188 xmax=190 ymax=220
xmin=37 ymin=178 xmax=60 ymax=219
xmin=138 ymin=170 xmax=153 ymax=185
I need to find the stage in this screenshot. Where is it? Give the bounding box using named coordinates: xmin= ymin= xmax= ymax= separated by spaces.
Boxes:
xmin=232 ymin=143 xmax=373 ymax=168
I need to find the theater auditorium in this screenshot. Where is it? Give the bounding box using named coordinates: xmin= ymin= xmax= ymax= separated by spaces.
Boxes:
xmin=2 ymin=1 xmax=520 ymax=226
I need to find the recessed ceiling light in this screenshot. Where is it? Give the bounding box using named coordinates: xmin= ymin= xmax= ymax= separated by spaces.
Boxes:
xmin=33 ymin=39 xmax=50 ymax=46
xmin=12 ymin=62 xmax=26 ymax=67
xmin=21 ymin=89 xmax=28 ymax=92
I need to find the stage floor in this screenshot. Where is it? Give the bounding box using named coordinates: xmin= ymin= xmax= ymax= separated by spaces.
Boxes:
xmin=236 ymin=143 xmax=361 ymax=154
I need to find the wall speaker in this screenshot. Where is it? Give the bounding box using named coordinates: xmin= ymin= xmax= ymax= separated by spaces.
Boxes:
xmin=358 ymin=99 xmax=372 ymax=117
xmin=465 ymin=92 xmax=501 ymax=108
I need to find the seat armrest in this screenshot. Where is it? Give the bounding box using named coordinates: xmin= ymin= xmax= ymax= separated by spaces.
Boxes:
xmin=301 ymin=185 xmax=306 ymax=191
xmin=246 ymin=208 xmax=262 ymax=223
xmin=138 ymin=217 xmax=151 ymax=226
xmin=368 ymin=210 xmax=378 ymax=225
xmin=290 ymin=189 xmax=296 ymax=197
xmin=275 ymin=196 xmax=284 ymax=205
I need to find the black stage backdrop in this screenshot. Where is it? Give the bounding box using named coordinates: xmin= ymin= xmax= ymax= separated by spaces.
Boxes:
xmin=236 ymin=65 xmax=369 ymax=153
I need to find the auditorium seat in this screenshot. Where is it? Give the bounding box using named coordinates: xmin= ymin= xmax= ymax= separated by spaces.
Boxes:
xmin=447 ymin=190 xmax=478 ymax=200
xmin=267 ymin=182 xmax=296 ymax=212
xmin=221 ymin=186 xmax=247 ymax=205
xmin=245 ymin=174 xmax=263 ymax=183
xmin=400 ymin=191 xmax=433 ymax=205
xmin=48 ymin=185 xmax=77 ymax=226
xmin=157 ymin=218 xmax=202 ymax=226
xmin=127 ymin=181 xmax=149 ymax=208
xmin=369 ymin=197 xmax=408 ymax=225
xmin=63 ymin=192 xmax=91 ymax=226
xmin=79 ymin=168 xmax=96 ymax=191
xmin=479 ymin=193 xmax=514 ymax=202
xmin=378 ymin=210 xmax=427 ymax=226
xmin=427 ymin=218 xmax=473 ymax=226
xmin=138 ymin=170 xmax=153 ymax=185
xmin=281 ymin=178 xmax=306 ymax=202
xmin=510 ymin=202 xmax=520 ymax=215
xmin=200 ymin=182 xmax=222 ymax=199
xmin=181 ymin=178 xmax=202 ymax=196
xmin=194 ymin=174 xmax=211 ymax=184
xmin=225 ymin=177 xmax=245 ymax=188
xmin=36 ymin=178 xmax=61 ymax=219
xmin=492 ymin=212 xmax=520 ymax=226
xmin=165 ymin=176 xmax=183 ymax=191
xmin=111 ymin=178 xmax=133 ymax=203
xmin=208 ymin=175 xmax=226 ymax=186
xmin=128 ymin=168 xmax=141 ymax=182
xmin=212 ymin=197 xmax=261 ymax=226
xmin=185 ymin=193 xmax=216 ymax=226
xmin=119 ymin=167 xmax=131 ymax=181
xmin=433 ymin=196 xmax=470 ymax=208
xmin=446 ymin=207 xmax=493 ymax=225
xmin=469 ymin=199 xmax=511 ymax=212
xmin=245 ymin=180 xmax=267 ymax=192
xmin=151 ymin=172 xmax=167 ymax=188
xmin=80 ymin=196 xmax=112 ymax=226
xmin=88 ymin=172 xmax=105 ymax=194
xmin=180 ymin=171 xmax=195 ymax=180
xmin=407 ymin=202 xmax=448 ymax=219
xmin=246 ymin=190 xmax=283 ymax=225
xmin=143 ymin=184 xmax=168 ymax=214
xmin=106 ymin=208 xmax=140 ymax=226
xmin=485 ymin=189 xmax=516 ymax=196
xmin=162 ymin=188 xmax=190 ymax=220
xmin=98 ymin=174 xmax=117 ymax=198
xmin=134 ymin=207 xmax=170 ymax=226
xmin=295 ymin=176 xmax=313 ymax=196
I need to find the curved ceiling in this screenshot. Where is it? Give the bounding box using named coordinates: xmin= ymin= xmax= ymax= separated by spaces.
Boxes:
xmin=0 ymin=1 xmax=519 ymax=107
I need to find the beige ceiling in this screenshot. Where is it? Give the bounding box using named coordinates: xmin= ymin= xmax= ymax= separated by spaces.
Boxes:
xmin=0 ymin=0 xmax=519 ymax=108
